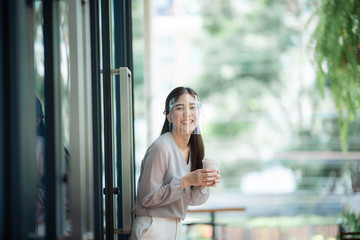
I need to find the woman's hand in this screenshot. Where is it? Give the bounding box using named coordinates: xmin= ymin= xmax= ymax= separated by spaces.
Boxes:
xmin=200 ymin=170 xmax=221 ymax=189
xmin=182 ymin=169 xmax=220 ymax=189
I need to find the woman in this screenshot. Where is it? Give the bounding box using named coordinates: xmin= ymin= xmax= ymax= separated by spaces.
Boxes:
xmin=131 ymin=87 xmax=220 ymax=240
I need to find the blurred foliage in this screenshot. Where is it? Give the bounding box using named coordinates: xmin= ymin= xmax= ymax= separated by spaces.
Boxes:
xmin=341 ymin=210 xmax=360 ymax=232
xmin=312 ymin=0 xmax=360 ymax=152
xmin=289 ymin=119 xmax=360 ymax=151
xmin=206 ymin=121 xmax=252 ymax=136
xmin=194 ymin=0 xmax=306 ymax=140
xmin=194 ymin=0 xmax=360 ymax=152
xmin=195 ymin=0 xmax=297 ymax=96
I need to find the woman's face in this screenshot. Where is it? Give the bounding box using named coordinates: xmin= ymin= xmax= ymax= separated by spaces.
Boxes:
xmin=168 ymin=93 xmax=200 ymax=136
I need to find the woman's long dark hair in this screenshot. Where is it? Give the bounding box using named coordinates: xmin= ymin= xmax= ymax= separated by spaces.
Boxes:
xmin=36 ymin=97 xmax=46 ymax=137
xmin=161 ymin=87 xmax=204 ymax=172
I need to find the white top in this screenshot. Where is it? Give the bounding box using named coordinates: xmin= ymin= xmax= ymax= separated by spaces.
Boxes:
xmin=134 ymin=132 xmax=210 ymax=220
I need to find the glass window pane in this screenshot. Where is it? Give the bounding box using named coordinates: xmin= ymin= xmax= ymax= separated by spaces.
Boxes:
xmin=33 ymin=0 xmax=72 ymax=236
xmin=34 ymin=2 xmax=46 ymax=235
xmin=133 ymin=0 xmax=360 ymax=238
xmin=59 ymin=1 xmax=72 ymax=236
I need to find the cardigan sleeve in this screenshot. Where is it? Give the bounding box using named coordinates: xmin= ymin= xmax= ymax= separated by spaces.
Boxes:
xmin=137 ymin=144 xmax=186 ymax=208
xmin=189 ymin=186 xmax=210 ymax=206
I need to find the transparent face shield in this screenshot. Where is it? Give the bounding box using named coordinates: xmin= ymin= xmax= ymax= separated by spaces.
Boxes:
xmin=168 ymin=94 xmax=203 ymax=135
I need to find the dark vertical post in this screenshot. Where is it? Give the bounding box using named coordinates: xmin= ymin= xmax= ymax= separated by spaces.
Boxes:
xmin=6 ymin=1 xmax=20 ymax=239
xmin=1 ymin=0 xmax=37 ymax=239
xmin=113 ymin=0 xmax=124 ymax=232
xmin=0 ymin=1 xmax=8 ymax=239
xmin=3 ymin=0 xmax=38 ymax=239
xmin=90 ymin=0 xmax=104 ymax=239
xmin=101 ymin=0 xmax=114 ymax=239
xmin=125 ymin=0 xmax=134 ymax=74
xmin=0 ymin=40 xmax=3 ymax=240
xmin=211 ymin=212 xmax=215 ymax=240
xmin=43 ymin=0 xmax=56 ymax=237
xmin=43 ymin=0 xmax=63 ymax=238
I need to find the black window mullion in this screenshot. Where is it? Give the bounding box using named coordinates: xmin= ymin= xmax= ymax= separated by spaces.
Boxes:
xmin=43 ymin=0 xmax=63 ymax=238
xmin=101 ymin=0 xmax=114 ymax=239
xmin=0 ymin=5 xmax=4 ymax=236
xmin=90 ymin=0 xmax=104 ymax=239
xmin=113 ymin=0 xmax=123 ymax=233
xmin=3 ymin=0 xmax=37 ymax=239
xmin=1 ymin=1 xmax=11 ymax=239
xmin=125 ymin=0 xmax=133 ymax=73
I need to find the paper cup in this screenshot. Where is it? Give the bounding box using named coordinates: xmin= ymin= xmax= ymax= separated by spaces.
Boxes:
xmin=202 ymin=157 xmax=218 ymax=170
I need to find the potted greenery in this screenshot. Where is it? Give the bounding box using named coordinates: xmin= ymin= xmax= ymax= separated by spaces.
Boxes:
xmin=312 ymin=0 xmax=360 ymax=152
xmin=339 ymin=210 xmax=360 ymax=238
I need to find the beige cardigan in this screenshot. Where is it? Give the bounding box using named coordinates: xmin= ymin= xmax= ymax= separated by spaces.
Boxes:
xmin=133 ymin=132 xmax=209 ymax=220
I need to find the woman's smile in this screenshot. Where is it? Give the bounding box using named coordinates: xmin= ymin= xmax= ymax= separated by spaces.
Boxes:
xmin=181 ymin=119 xmax=194 ymax=124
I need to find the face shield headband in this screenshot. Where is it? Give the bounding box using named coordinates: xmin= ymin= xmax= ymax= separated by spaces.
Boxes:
xmin=168 ymin=94 xmax=203 ymax=135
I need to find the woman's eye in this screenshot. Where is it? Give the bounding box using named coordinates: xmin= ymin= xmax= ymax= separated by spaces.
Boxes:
xmin=176 ymin=107 xmax=184 ymax=111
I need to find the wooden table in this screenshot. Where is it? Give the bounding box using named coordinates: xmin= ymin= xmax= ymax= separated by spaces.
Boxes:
xmin=186 ymin=208 xmax=246 ymax=240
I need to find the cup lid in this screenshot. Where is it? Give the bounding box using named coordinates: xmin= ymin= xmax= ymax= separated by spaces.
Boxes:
xmin=202 ymin=157 xmax=217 ymax=162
